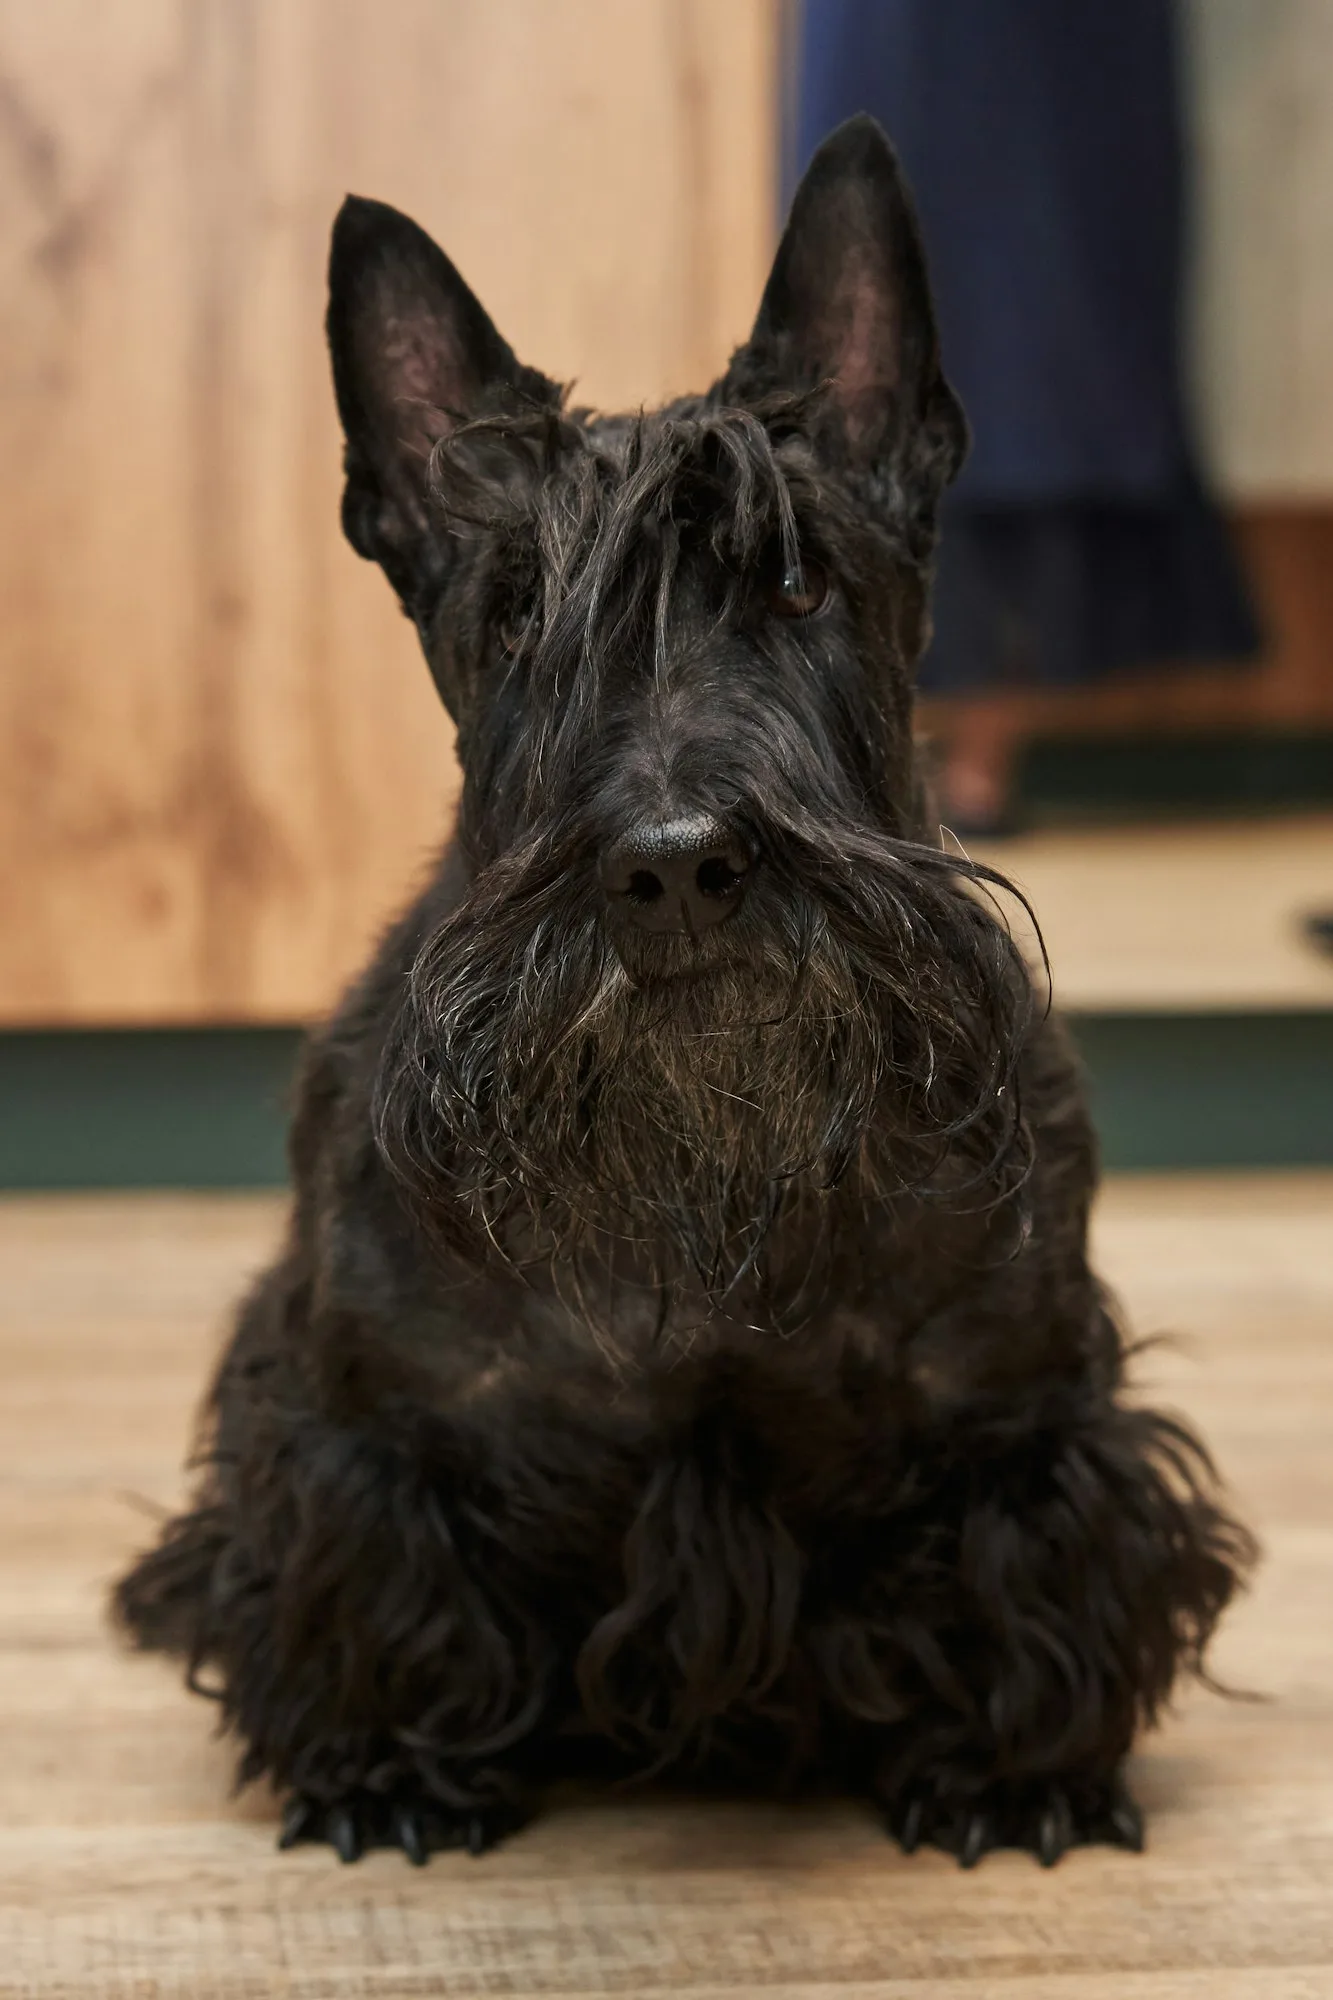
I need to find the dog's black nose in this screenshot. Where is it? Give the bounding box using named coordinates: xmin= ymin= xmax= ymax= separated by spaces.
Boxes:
xmin=599 ymin=814 xmax=752 ymax=933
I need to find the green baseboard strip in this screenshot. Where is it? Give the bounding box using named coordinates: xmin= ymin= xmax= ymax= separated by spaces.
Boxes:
xmin=1019 ymin=731 xmax=1333 ymax=823
xmin=0 ymin=1028 xmax=302 ymax=1189
xmin=0 ymin=1014 xmax=1329 ymax=1190
xmin=1071 ymin=1012 xmax=1333 ymax=1172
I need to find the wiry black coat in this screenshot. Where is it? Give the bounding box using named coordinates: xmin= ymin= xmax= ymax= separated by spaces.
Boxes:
xmin=116 ymin=118 xmax=1253 ymax=1869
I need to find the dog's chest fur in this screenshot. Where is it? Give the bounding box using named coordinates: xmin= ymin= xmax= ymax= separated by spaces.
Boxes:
xmin=364 ymin=1187 xmax=998 ymax=1519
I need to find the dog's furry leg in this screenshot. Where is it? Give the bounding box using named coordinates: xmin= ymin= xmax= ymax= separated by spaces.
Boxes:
xmin=817 ymin=1396 xmax=1254 ymax=1866
xmin=113 ymin=1270 xmax=552 ymax=1864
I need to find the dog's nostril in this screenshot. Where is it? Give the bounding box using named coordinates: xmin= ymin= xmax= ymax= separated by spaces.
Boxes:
xmin=695 ymin=855 xmax=745 ymax=900
xmin=627 ymin=868 xmax=664 ymax=904
xmin=600 ymin=815 xmax=751 ymax=933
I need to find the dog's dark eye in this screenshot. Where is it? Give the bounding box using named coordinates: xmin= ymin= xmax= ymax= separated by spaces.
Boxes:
xmin=497 ymin=594 xmax=537 ymax=658
xmin=768 ymin=559 xmax=828 ymax=619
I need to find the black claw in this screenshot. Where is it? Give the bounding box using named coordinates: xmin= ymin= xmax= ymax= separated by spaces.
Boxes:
xmin=1037 ymin=1787 xmax=1074 ymax=1868
xmin=897 ymin=1795 xmax=924 ymax=1855
xmin=277 ymin=1797 xmax=315 ymax=1851
xmin=328 ymin=1805 xmax=363 ymax=1865
xmin=274 ymin=1790 xmax=527 ymax=1863
xmin=959 ymin=1812 xmax=992 ymax=1870
xmin=1107 ymin=1784 xmax=1145 ymax=1853
xmin=395 ymin=1805 xmax=429 ymax=1867
xmin=880 ymin=1769 xmax=1145 ymax=1868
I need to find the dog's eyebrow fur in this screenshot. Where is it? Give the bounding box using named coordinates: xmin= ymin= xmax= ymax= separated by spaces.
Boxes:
xmin=427 ymin=395 xmax=820 ymax=676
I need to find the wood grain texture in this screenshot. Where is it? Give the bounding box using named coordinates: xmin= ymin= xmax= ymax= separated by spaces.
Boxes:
xmin=1 ymin=1178 xmax=1331 ymax=1996
xmin=0 ymin=0 xmax=779 ymax=1026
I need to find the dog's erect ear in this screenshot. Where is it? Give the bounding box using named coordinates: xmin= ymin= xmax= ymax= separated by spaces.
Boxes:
xmin=730 ymin=116 xmax=966 ymax=495
xmin=327 ymin=195 xmax=553 ymax=617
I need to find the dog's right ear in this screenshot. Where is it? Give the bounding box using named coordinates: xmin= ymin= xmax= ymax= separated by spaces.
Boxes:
xmin=327 ymin=196 xmax=553 ymax=617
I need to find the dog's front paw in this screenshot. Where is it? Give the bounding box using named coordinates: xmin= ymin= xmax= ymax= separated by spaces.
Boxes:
xmin=886 ymin=1769 xmax=1143 ymax=1869
xmin=277 ymin=1790 xmax=530 ymax=1865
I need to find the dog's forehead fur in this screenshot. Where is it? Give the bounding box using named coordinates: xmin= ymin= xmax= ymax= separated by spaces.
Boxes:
xmin=418 ymin=391 xmax=929 ymax=850
xmin=424 ymin=392 xmax=893 ymax=665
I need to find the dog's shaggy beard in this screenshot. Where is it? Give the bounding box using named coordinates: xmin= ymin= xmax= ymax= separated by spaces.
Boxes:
xmin=374 ymin=819 xmax=1039 ymax=1326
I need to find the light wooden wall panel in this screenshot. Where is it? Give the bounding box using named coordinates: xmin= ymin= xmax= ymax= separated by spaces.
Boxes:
xmin=0 ymin=0 xmax=780 ymax=1024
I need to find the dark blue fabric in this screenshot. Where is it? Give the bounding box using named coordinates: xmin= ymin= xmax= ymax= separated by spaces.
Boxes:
xmin=793 ymin=0 xmax=1185 ymax=503
xmin=792 ymin=0 xmax=1260 ymax=688
xmin=927 ymin=481 xmax=1258 ymax=694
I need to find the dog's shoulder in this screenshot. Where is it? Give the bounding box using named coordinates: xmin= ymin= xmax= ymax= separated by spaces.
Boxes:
xmin=285 ymin=837 xmax=469 ymax=1191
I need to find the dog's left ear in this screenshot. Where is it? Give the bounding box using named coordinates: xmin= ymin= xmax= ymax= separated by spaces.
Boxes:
xmin=727 ymin=115 xmax=967 ymax=499
xmin=327 ymin=195 xmax=555 ymax=617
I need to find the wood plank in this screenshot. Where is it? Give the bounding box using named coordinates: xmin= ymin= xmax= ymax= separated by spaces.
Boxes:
xmin=0 ymin=1177 xmax=1330 ymax=1995
xmin=0 ymin=0 xmax=779 ymax=1026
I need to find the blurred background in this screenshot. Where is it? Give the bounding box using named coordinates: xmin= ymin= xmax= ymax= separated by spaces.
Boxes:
xmin=1 ymin=0 xmax=1331 ymax=1182
xmin=5 ymin=15 xmax=1331 ymax=1984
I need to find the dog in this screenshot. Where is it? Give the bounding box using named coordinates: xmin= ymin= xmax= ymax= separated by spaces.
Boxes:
xmin=115 ymin=116 xmax=1253 ymax=1869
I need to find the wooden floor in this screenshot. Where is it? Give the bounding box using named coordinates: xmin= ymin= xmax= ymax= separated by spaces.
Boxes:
xmin=3 ymin=1181 xmax=1332 ymax=1998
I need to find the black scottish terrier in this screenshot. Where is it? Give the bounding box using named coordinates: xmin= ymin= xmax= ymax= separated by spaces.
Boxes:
xmin=116 ymin=118 xmax=1252 ymax=1869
